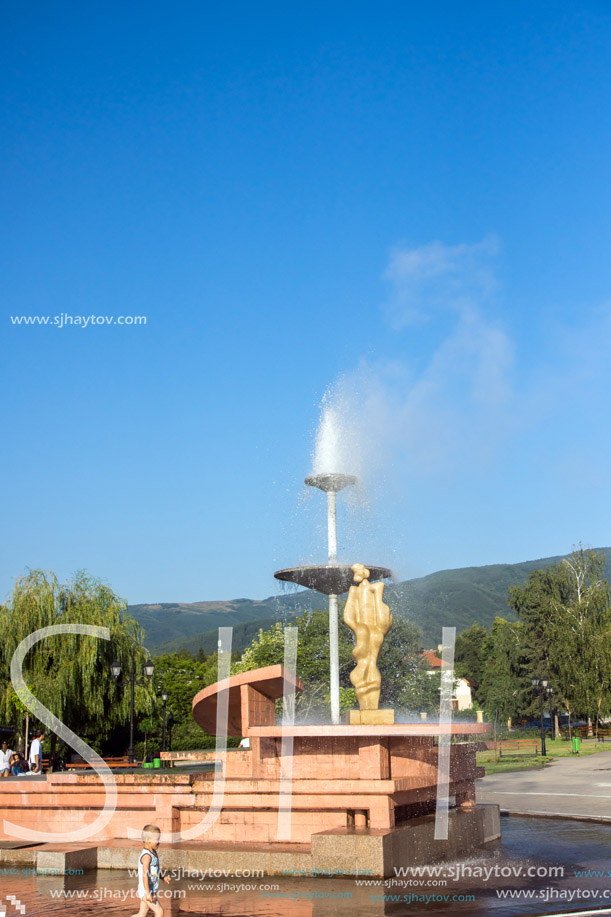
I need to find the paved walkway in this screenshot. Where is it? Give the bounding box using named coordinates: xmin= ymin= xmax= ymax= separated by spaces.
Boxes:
xmin=477 ymin=748 xmax=611 ymax=819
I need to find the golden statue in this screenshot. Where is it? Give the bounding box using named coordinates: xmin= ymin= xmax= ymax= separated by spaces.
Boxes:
xmin=343 ymin=563 xmax=393 ymax=713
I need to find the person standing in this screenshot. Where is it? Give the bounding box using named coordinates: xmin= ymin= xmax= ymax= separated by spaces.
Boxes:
xmin=0 ymin=741 xmax=13 ymax=778
xmin=28 ymin=730 xmax=45 ymax=774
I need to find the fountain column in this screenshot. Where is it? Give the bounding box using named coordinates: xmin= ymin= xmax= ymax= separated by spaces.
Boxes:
xmin=327 ymin=489 xmax=337 ymax=561
xmin=305 ymin=473 xmax=356 ymax=725
xmin=327 ymin=489 xmax=339 ymax=724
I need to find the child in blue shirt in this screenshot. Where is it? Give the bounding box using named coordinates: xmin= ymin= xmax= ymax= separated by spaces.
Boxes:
xmin=130 ymin=824 xmax=171 ymax=916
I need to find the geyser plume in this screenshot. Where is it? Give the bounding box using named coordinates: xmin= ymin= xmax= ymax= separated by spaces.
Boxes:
xmin=312 ymin=401 xmax=355 ymax=476
xmin=311 ymin=370 xmax=392 ymax=487
xmin=308 ymin=370 xmax=404 ymax=574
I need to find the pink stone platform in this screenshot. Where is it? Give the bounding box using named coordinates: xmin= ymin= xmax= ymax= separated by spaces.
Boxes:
xmin=189 ymin=664 xmax=490 ymax=841
xmin=0 ymin=664 xmax=499 ymax=875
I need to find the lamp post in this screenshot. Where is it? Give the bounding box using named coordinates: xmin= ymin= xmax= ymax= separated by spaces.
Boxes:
xmin=111 ymin=653 xmax=155 ymax=764
xmin=161 ymin=691 xmax=169 ymax=764
xmin=531 ymin=677 xmax=551 ymax=757
xmin=547 ymin=687 xmax=555 ymax=740
xmin=167 ymin=712 xmax=174 ymax=752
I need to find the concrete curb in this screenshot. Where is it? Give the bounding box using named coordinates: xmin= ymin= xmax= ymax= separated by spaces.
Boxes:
xmin=499 ymin=809 xmax=611 ymax=823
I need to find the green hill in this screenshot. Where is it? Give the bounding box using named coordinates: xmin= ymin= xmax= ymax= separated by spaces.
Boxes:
xmin=130 ymin=548 xmax=611 ymax=655
xmin=151 ymin=616 xmax=281 ymax=657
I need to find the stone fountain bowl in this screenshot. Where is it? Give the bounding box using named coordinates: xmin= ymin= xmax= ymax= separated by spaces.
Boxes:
xmin=304 ymin=473 xmax=358 ymax=493
xmin=274 ymin=564 xmax=392 ymax=596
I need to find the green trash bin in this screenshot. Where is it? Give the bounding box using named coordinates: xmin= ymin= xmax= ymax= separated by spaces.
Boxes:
xmin=153 ymin=758 xmax=161 ymax=769
xmin=572 ymin=737 xmax=581 ymax=753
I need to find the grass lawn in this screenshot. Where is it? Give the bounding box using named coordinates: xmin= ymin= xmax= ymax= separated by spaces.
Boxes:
xmin=476 ymin=736 xmax=611 ymax=775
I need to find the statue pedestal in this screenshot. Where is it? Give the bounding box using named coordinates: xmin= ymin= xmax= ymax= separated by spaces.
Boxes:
xmin=347 ymin=708 xmax=395 ymax=725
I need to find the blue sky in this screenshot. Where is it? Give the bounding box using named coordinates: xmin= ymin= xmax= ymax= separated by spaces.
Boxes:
xmin=2 ymin=1 xmax=611 ymax=603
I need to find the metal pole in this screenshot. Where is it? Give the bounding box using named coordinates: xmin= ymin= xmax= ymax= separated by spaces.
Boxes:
xmin=329 ymin=594 xmax=340 ymax=724
xmin=539 ymin=692 xmax=546 ymax=757
xmin=327 ymin=490 xmax=340 ymax=725
xmin=128 ymin=653 xmax=135 ymax=764
xmin=327 ymin=491 xmax=337 ymax=563
xmin=162 ymin=699 xmax=167 ymax=756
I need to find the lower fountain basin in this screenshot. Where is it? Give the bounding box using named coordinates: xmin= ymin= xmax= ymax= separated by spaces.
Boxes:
xmin=274 ymin=563 xmax=392 ymax=595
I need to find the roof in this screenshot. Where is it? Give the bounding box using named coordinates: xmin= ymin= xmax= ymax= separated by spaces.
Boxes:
xmin=421 ymin=650 xmax=449 ymax=668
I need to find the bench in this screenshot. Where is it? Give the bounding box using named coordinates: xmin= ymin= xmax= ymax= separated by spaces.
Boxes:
xmin=597 ymin=727 xmax=611 ymax=742
xmin=498 ymin=739 xmax=540 ymax=757
xmin=65 ymin=756 xmax=137 ymax=770
xmin=560 ymin=726 xmax=592 ymax=740
xmin=6 ymin=755 xmax=136 ymax=774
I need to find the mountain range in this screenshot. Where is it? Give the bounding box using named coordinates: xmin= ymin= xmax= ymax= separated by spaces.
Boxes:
xmin=128 ymin=548 xmax=611 ymax=656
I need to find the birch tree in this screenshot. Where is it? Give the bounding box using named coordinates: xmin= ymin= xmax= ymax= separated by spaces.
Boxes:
xmin=508 ymin=547 xmax=611 ymax=723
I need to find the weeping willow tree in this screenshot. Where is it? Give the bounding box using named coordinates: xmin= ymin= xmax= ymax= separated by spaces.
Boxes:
xmin=0 ymin=569 xmax=155 ymax=755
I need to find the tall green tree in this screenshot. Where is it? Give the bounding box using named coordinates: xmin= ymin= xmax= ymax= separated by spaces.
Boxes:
xmin=396 ymin=654 xmax=442 ymax=714
xmin=509 ymin=547 xmax=611 ymax=722
xmin=232 ymin=612 xmax=355 ymax=717
xmin=0 ymin=569 xmax=154 ymax=755
xmin=149 ymin=651 xmax=235 ymax=752
xmin=377 ymin=616 xmax=427 ymax=707
xmin=454 ymin=621 xmax=490 ymax=704
xmin=479 ymin=617 xmax=530 ymax=728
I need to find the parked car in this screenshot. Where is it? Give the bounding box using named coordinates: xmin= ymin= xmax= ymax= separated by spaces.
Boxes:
xmin=522 ymin=719 xmax=552 ymax=732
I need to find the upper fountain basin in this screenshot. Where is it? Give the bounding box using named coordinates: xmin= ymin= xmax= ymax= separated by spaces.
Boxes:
xmin=305 ymin=473 xmax=358 ymax=493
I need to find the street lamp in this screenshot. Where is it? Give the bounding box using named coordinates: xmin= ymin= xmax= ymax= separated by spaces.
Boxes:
xmin=160 ymin=691 xmax=169 ymax=765
xmin=111 ymin=652 xmax=155 ymax=764
xmin=546 ymin=686 xmax=554 ymax=739
xmin=531 ymin=677 xmax=551 ymax=757
xmin=167 ymin=711 xmax=174 ymax=752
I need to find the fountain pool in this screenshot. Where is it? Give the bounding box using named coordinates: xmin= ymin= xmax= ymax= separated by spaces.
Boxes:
xmin=2 ymin=816 xmax=610 ymax=916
